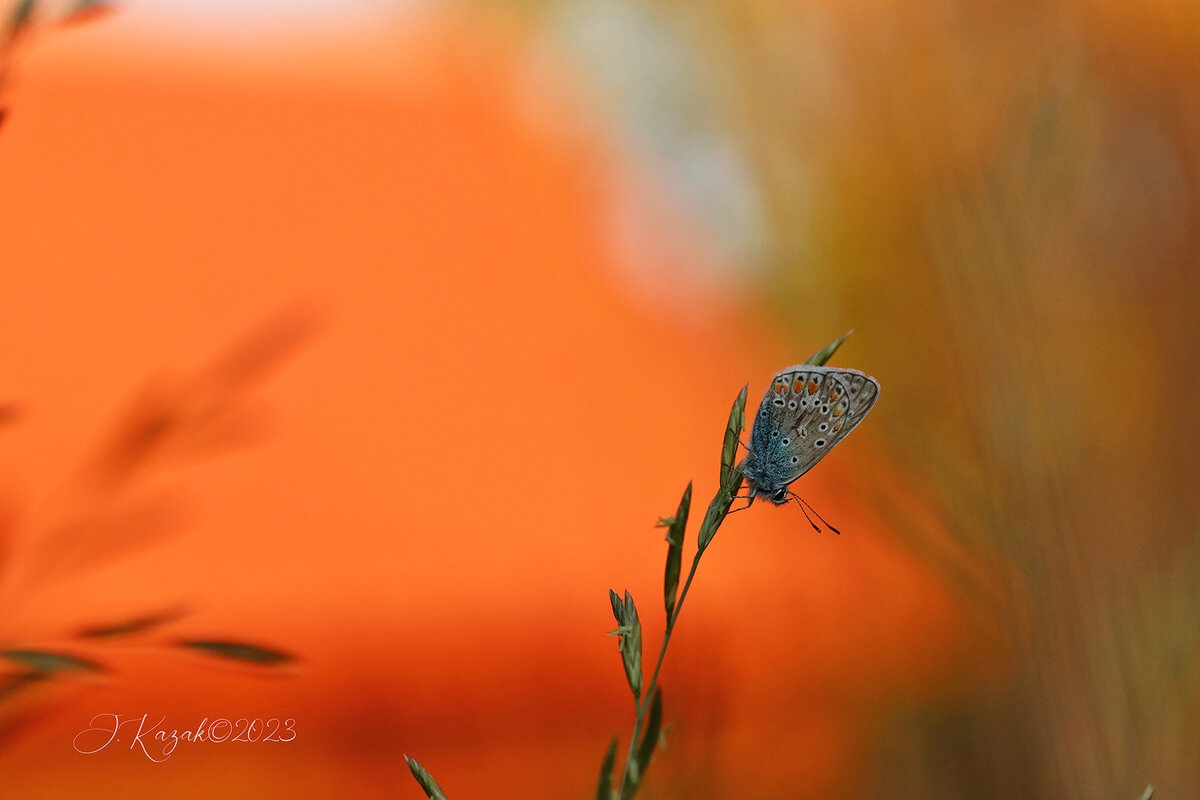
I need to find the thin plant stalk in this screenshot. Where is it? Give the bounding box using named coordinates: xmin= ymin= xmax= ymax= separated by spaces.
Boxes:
xmin=616 ymin=546 xmax=703 ymax=796
xmin=406 ymin=334 xmax=853 ymax=800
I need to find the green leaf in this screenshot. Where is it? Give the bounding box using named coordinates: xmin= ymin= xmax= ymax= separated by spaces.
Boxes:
xmin=719 ymin=384 xmax=748 ymax=487
xmin=622 ymin=591 xmax=642 ymax=701
xmin=595 ymin=735 xmax=618 ymax=800
xmin=405 ymin=755 xmax=450 ymax=800
xmin=178 ymin=639 xmax=293 ymax=666
xmin=660 ymin=482 xmax=691 ymax=619
xmin=634 ymin=688 xmax=663 ymax=780
xmin=77 ymin=607 xmax=186 ymax=638
xmin=696 ymin=476 xmax=743 ymax=554
xmin=606 ymin=591 xmax=642 ymax=701
xmin=804 ymin=331 xmax=853 ymax=367
xmin=610 ymin=590 xmax=642 ymax=702
xmin=609 ymin=589 xmax=625 ymax=626
xmin=697 ymin=387 xmax=747 ymax=553
xmin=619 ymin=688 xmax=663 ymax=800
xmin=0 ymin=649 xmax=102 ymax=674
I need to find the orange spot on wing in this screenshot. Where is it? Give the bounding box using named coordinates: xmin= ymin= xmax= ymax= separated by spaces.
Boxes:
xmin=833 ymin=421 xmax=843 ymax=431
xmin=830 ymin=391 xmax=839 ymax=402
xmin=807 ymin=381 xmax=818 ymax=394
xmin=774 ymin=383 xmax=786 ymax=394
xmin=833 ymin=407 xmax=844 ymax=417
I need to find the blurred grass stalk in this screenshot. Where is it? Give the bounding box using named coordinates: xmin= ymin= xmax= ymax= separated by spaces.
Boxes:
xmin=0 ymin=309 xmax=312 ymax=744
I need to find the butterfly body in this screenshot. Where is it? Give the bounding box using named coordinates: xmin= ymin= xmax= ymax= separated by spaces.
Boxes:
xmin=739 ymin=364 xmax=880 ymax=505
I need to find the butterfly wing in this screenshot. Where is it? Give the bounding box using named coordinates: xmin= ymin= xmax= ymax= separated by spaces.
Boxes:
xmin=747 ymin=365 xmax=880 ymax=493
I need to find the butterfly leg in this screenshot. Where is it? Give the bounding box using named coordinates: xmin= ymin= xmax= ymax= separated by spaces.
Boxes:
xmin=726 ymin=493 xmax=756 ymax=514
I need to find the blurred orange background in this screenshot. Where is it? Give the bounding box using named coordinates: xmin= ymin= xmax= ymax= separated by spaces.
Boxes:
xmin=0 ymin=1 xmax=1196 ymax=799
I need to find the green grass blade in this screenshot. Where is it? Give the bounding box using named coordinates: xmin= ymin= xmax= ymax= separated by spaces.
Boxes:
xmin=619 ymin=688 xmax=663 ymax=800
xmin=0 ymin=649 xmax=102 ymax=674
xmin=77 ymin=607 xmax=186 ymax=638
xmin=634 ymin=687 xmax=663 ymax=778
xmin=659 ymin=482 xmax=691 ymax=619
xmin=696 ymin=481 xmax=737 ymax=553
xmin=405 ymin=755 xmax=450 ymax=800
xmin=178 ymin=640 xmax=293 ymax=666
xmin=609 ymin=589 xmax=625 ymax=625
xmin=698 ymin=386 xmax=747 ymax=553
xmin=621 ymin=591 xmax=643 ymax=701
xmin=606 ymin=590 xmax=642 ymax=701
xmin=804 ymin=331 xmax=853 ymax=366
xmin=595 ymin=735 xmax=618 ymax=800
xmin=719 ymin=385 xmax=747 ymax=486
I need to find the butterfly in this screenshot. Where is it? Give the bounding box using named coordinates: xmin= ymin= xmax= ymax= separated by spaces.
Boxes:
xmin=736 ymin=364 xmax=880 ymax=527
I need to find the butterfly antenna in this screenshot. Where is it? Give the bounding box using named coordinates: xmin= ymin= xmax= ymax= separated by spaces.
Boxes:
xmin=788 ymin=495 xmax=821 ymax=531
xmin=793 ymin=493 xmax=841 ymax=535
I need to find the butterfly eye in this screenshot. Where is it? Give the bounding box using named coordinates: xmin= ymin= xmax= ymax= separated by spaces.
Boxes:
xmin=771 ymin=488 xmax=788 ymax=503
